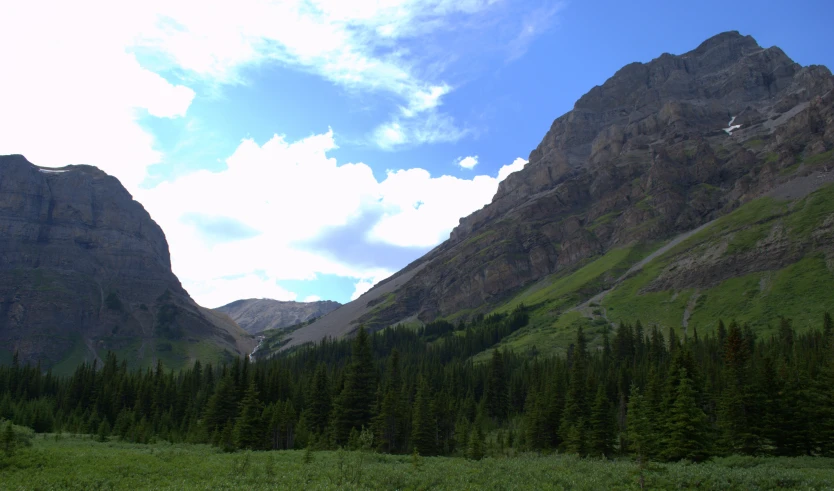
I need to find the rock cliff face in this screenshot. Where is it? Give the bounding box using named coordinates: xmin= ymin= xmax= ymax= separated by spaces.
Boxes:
xmin=215 ymin=298 xmax=341 ymax=334
xmin=0 ymin=155 xmax=255 ymax=368
xmin=284 ymin=31 xmax=834 ymax=348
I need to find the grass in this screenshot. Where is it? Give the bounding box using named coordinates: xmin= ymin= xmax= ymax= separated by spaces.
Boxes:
xmin=472 ymin=184 xmax=834 ymax=357
xmin=686 ymin=255 xmax=834 ymax=336
xmin=603 ymin=184 xmax=834 ymax=337
xmin=496 ymin=246 xmax=638 ymax=315
xmin=51 ymin=335 xmax=94 ymax=376
xmin=3 ymin=436 xmax=832 ymax=490
xmin=805 ymin=149 xmax=834 ymax=167
xmin=587 ymin=211 xmax=622 ymax=231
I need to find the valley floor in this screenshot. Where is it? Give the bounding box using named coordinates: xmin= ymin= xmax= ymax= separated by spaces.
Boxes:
xmin=2 ymin=436 xmax=833 ymax=490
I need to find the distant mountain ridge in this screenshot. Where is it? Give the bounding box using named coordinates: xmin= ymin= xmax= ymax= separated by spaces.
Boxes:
xmin=215 ymin=298 xmax=341 ymax=334
xmin=282 ymin=31 xmax=834 ymax=350
xmin=0 ymin=155 xmax=255 ymax=371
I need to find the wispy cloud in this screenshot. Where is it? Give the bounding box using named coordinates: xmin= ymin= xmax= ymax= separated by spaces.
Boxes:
xmin=507 ymin=2 xmax=566 ymax=61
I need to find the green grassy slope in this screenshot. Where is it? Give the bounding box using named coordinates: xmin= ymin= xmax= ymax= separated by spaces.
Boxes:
xmin=477 ymin=183 xmax=834 ymax=359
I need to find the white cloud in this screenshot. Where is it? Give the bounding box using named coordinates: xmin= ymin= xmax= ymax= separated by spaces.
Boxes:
xmin=0 ymin=0 xmax=552 ymax=190
xmin=456 ymin=155 xmax=479 ymax=169
xmin=507 ymin=3 xmax=565 ymax=61
xmin=137 ymin=130 xmax=526 ymax=306
xmin=303 ymin=295 xmax=322 ymax=302
xmin=0 ymin=0 xmax=551 ymax=307
xmin=192 ymin=274 xmax=298 ymax=308
xmin=0 ymin=0 xmax=195 ymax=190
xmin=497 ymin=157 xmax=528 ymax=181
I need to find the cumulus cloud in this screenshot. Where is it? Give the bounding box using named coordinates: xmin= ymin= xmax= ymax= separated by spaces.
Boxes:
xmin=303 ymin=295 xmax=322 ymax=302
xmin=0 ymin=0 xmax=195 ymax=189
xmin=0 ymin=0 xmax=553 ymax=306
xmin=498 ymin=157 xmax=528 ymax=181
xmin=137 ymin=130 xmax=526 ymax=306
xmin=456 ymin=155 xmax=479 ymax=169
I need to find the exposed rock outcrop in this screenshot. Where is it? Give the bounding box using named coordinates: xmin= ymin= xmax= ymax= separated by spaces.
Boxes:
xmin=215 ymin=298 xmax=341 ymax=334
xmin=284 ymin=31 xmax=834 ymax=349
xmin=0 ymin=155 xmax=255 ymax=368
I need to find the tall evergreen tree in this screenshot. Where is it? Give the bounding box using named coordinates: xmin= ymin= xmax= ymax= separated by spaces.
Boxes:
xmin=234 ymin=382 xmax=264 ymax=450
xmin=411 ymin=377 xmax=436 ymax=456
xmin=374 ymin=349 xmax=406 ymax=453
xmin=307 ymin=364 xmax=331 ymax=436
xmin=588 ymin=385 xmax=615 ymax=458
xmin=661 ymin=369 xmax=711 ymax=462
xmin=203 ymin=375 xmax=237 ymax=432
xmin=560 ymin=327 xmax=589 ymax=455
xmin=718 ymin=320 xmax=757 ymax=454
xmin=485 ymin=349 xmax=509 ymax=421
xmin=332 ymin=326 xmax=376 ymax=445
xmin=626 ymin=384 xmax=654 ymax=461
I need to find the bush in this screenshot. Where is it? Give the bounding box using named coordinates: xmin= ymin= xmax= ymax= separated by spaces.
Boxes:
xmin=1 ymin=421 xmax=33 ymax=457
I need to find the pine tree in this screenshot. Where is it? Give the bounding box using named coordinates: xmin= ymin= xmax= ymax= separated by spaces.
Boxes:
xmin=307 ymin=364 xmax=331 ymax=436
xmin=588 ymin=385 xmax=615 ymax=458
xmin=661 ymin=369 xmax=711 ymax=462
xmin=560 ymin=327 xmax=589 ymax=455
xmin=332 ymin=326 xmax=376 ymax=445
xmin=718 ymin=320 xmax=757 ymax=454
xmin=203 ymin=375 xmax=238 ymax=432
xmin=717 ymin=319 xmax=727 ymax=347
xmin=626 ymin=385 xmax=653 ymax=461
xmin=485 ymin=349 xmax=509 ymax=421
xmin=234 ymin=382 xmax=264 ymax=450
xmin=373 ymin=349 xmax=406 ymax=453
xmin=411 ymin=377 xmax=437 ymax=456
xmin=824 ymin=312 xmax=833 ymax=339
xmin=467 ymin=424 xmax=484 ymax=460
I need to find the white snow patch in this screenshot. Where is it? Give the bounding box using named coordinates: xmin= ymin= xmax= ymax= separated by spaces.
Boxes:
xmin=38 ymin=169 xmax=68 ymax=174
xmin=723 ymin=116 xmax=742 ymax=135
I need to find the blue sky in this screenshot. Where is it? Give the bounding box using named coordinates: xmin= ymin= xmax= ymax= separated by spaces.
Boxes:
xmin=2 ymin=0 xmax=833 ymax=307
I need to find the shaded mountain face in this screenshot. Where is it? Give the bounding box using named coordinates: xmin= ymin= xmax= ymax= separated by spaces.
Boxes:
xmin=215 ymin=298 xmax=341 ymax=334
xmin=0 ymin=155 xmax=255 ymax=370
xmin=284 ymin=31 xmax=834 ymax=349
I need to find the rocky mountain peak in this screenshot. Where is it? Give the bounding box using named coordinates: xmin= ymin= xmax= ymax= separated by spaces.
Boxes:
xmin=283 ymin=31 xmax=834 ymax=349
xmin=0 ymin=155 xmax=254 ymax=368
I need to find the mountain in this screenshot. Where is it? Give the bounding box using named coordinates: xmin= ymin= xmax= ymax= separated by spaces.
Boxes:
xmin=283 ymin=31 xmax=834 ymax=352
xmin=0 ymin=155 xmax=256 ymax=372
xmin=215 ymin=298 xmax=341 ymax=334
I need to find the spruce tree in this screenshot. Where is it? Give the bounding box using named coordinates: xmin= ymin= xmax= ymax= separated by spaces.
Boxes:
xmin=626 ymin=385 xmax=653 ymax=461
xmin=661 ymin=369 xmax=711 ymax=462
xmin=307 ymin=364 xmax=331 ymax=436
xmin=234 ymin=382 xmax=264 ymax=450
xmin=467 ymin=424 xmax=484 ymax=460
xmin=485 ymin=349 xmax=509 ymax=421
xmin=588 ymin=385 xmax=615 ymax=458
xmin=718 ymin=320 xmax=757 ymax=454
xmin=203 ymin=375 xmax=238 ymax=432
xmin=411 ymin=377 xmax=436 ymax=456
xmin=560 ymin=327 xmax=589 ymax=455
xmin=374 ymin=349 xmax=406 ymax=453
xmin=332 ymin=326 xmax=376 ymax=445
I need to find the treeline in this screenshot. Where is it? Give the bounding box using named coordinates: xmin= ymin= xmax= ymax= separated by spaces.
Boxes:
xmin=0 ymin=306 xmax=833 ymax=461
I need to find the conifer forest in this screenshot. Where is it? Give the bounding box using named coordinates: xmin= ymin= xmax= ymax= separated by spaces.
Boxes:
xmin=3 ymin=308 xmax=834 ymax=463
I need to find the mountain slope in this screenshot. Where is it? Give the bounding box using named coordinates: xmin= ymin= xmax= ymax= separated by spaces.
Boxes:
xmin=283 ymin=31 xmax=834 ymax=351
xmin=215 ymin=298 xmax=341 ymax=334
xmin=0 ymin=155 xmax=256 ymax=371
